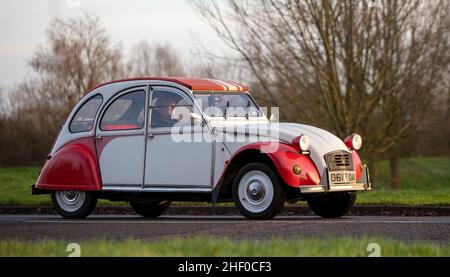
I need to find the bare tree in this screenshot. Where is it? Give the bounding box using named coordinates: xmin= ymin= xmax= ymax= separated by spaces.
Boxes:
xmin=192 ymin=0 xmax=450 ymax=188
xmin=29 ymin=13 xmax=123 ymax=112
xmin=127 ymin=40 xmax=186 ymax=76
xmin=447 ymin=85 xmax=450 ymax=153
xmin=1 ymin=14 xmax=124 ymax=166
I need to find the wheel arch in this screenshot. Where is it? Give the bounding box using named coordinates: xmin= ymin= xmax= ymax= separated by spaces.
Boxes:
xmin=35 ymin=137 xmax=102 ymax=191
xmin=213 ymin=142 xmax=318 ymax=202
xmin=213 ymin=148 xmax=276 ymax=201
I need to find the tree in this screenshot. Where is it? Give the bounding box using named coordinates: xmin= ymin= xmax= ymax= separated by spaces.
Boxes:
xmin=192 ymin=0 xmax=450 ymax=188
xmin=29 ymin=13 xmax=123 ymax=113
xmin=127 ymin=40 xmax=186 ymax=76
xmin=1 ymin=14 xmax=123 ymax=166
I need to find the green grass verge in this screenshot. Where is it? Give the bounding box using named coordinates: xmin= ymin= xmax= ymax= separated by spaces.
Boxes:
xmin=356 ymin=189 xmax=450 ymax=205
xmin=356 ymin=157 xmax=450 ymax=205
xmin=369 ymin=157 xmax=450 ymax=190
xmin=0 ymin=167 xmax=124 ymax=206
xmin=0 ymin=167 xmax=47 ymax=205
xmin=0 ymin=156 xmax=449 ymax=206
xmin=1 ymin=237 xmax=449 ymax=257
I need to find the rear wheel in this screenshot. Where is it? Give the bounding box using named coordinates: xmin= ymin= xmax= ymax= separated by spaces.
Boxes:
xmin=232 ymin=163 xmax=285 ymax=220
xmin=307 ymin=192 xmax=356 ymax=218
xmin=51 ymin=191 xmax=97 ymax=219
xmin=130 ymin=201 xmax=171 ymax=218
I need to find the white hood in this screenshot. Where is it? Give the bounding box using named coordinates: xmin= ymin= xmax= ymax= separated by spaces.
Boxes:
xmin=275 ymin=123 xmax=349 ymax=172
xmin=212 ymin=121 xmax=349 ymax=173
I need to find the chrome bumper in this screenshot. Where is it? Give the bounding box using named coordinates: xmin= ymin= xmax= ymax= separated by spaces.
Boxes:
xmin=300 ymin=165 xmax=372 ymax=194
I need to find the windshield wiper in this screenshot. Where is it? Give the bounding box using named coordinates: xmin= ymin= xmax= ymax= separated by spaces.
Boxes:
xmin=245 ymin=100 xmax=250 ymax=119
xmin=223 ymin=101 xmax=230 ymax=119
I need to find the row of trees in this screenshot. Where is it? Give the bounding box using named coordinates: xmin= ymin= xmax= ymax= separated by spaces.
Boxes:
xmin=0 ymin=14 xmax=192 ymax=166
xmin=1 ymin=1 xmax=449 ymax=188
xmin=191 ymin=0 xmax=450 ymax=188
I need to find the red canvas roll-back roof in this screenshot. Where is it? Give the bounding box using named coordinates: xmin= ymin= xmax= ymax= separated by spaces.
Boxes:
xmin=90 ymin=77 xmax=248 ymax=93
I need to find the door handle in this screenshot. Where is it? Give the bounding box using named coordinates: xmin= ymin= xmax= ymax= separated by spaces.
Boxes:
xmin=95 ymin=135 xmax=102 ymax=141
xmin=147 ymin=133 xmax=154 ymax=138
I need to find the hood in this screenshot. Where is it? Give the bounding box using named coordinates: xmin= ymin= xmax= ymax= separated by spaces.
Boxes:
xmin=275 ymin=123 xmax=349 ymax=172
xmin=213 ymin=121 xmax=349 ymax=173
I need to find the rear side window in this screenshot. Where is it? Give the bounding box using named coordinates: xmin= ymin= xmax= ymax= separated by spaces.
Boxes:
xmin=69 ymin=95 xmax=103 ymax=133
xmin=100 ymin=90 xmax=145 ymax=131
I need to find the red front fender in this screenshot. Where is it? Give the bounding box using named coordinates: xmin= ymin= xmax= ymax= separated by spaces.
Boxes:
xmin=352 ymin=150 xmax=363 ymax=181
xmin=225 ymin=142 xmax=320 ymax=188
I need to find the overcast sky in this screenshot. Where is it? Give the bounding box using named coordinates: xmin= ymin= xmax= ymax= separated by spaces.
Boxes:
xmin=0 ymin=0 xmax=222 ymax=88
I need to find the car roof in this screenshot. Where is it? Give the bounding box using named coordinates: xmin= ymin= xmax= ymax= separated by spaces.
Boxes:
xmin=90 ymin=77 xmax=248 ymax=93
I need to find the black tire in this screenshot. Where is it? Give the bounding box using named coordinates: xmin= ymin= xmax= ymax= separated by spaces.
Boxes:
xmin=232 ymin=163 xmax=285 ymax=220
xmin=51 ymin=191 xmax=97 ymax=219
xmin=130 ymin=201 xmax=171 ymax=218
xmin=307 ymin=192 xmax=356 ymax=218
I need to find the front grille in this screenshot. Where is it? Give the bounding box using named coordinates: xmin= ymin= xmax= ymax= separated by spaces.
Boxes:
xmin=325 ymin=150 xmax=353 ymax=171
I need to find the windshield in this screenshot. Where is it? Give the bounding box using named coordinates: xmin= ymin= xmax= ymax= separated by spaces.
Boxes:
xmin=194 ymin=92 xmax=263 ymax=118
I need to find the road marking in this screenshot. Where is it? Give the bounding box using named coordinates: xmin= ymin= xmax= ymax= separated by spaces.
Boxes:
xmin=24 ymin=220 xmax=247 ymax=224
xmin=1 ymin=215 xmax=450 ymax=224
xmin=20 ymin=219 xmax=450 ymax=224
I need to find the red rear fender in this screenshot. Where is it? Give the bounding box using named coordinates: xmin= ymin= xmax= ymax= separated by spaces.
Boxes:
xmin=35 ymin=137 xmax=102 ymax=191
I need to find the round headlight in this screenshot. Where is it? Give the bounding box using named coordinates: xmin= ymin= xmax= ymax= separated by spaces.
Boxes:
xmin=345 ymin=133 xmax=362 ymax=150
xmin=292 ymin=135 xmax=310 ymax=152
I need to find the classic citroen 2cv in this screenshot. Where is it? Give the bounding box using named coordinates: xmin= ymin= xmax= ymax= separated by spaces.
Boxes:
xmin=32 ymin=77 xmax=371 ymax=219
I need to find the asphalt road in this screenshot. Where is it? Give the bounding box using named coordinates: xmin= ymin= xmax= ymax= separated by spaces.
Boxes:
xmin=0 ymin=215 xmax=449 ymax=245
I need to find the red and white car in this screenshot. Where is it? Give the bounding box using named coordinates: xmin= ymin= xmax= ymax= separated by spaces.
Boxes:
xmin=32 ymin=77 xmax=371 ymax=219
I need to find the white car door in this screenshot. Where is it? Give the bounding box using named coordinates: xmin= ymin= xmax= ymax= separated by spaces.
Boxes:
xmin=95 ymin=87 xmax=148 ymax=187
xmin=144 ymin=86 xmax=213 ymax=189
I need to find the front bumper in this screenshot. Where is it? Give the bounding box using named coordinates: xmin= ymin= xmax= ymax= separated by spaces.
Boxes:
xmin=300 ymin=165 xmax=372 ymax=194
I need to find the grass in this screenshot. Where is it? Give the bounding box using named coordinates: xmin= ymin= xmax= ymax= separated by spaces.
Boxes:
xmin=0 ymin=237 xmax=449 ymax=257
xmin=356 ymin=189 xmax=450 ymax=205
xmin=0 ymin=156 xmax=449 ymax=206
xmin=0 ymin=167 xmax=124 ymax=206
xmin=356 ymin=157 xmax=450 ymax=205
xmin=0 ymin=167 xmax=46 ymax=205
xmin=369 ymin=157 xmax=450 ymax=190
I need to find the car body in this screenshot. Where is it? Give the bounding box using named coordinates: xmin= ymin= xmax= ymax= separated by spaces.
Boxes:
xmin=32 ymin=77 xmax=371 ymax=219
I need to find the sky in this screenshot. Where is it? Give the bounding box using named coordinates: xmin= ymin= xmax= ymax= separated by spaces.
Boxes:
xmin=0 ymin=0 xmax=222 ymax=88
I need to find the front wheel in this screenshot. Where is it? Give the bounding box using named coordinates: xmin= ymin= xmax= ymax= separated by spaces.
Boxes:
xmin=307 ymin=192 xmax=356 ymax=218
xmin=130 ymin=201 xmax=171 ymax=218
xmin=232 ymin=163 xmax=285 ymax=220
xmin=51 ymin=191 xmax=97 ymax=219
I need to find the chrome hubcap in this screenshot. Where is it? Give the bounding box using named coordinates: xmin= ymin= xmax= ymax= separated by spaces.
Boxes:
xmin=238 ymin=170 xmax=274 ymax=213
xmin=55 ymin=191 xmax=86 ymax=212
xmin=246 ymin=181 xmax=266 ymax=203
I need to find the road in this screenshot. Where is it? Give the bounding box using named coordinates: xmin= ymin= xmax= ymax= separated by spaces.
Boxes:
xmin=0 ymin=215 xmax=449 ymax=244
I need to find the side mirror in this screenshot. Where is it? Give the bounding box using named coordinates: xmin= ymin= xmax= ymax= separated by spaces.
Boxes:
xmin=269 ymin=113 xmax=277 ymax=122
xmin=190 ymin=112 xmax=204 ymax=125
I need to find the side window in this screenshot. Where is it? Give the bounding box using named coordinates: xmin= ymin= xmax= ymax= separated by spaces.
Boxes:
xmin=194 ymin=93 xmax=221 ymax=117
xmin=151 ymin=90 xmax=194 ymax=128
xmin=69 ymin=95 xmax=103 ymax=133
xmin=194 ymin=93 xmax=213 ymax=113
xmin=100 ymin=90 xmax=145 ymax=131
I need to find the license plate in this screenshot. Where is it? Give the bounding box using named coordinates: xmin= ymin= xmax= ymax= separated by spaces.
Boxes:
xmin=329 ymin=171 xmax=356 ymax=185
